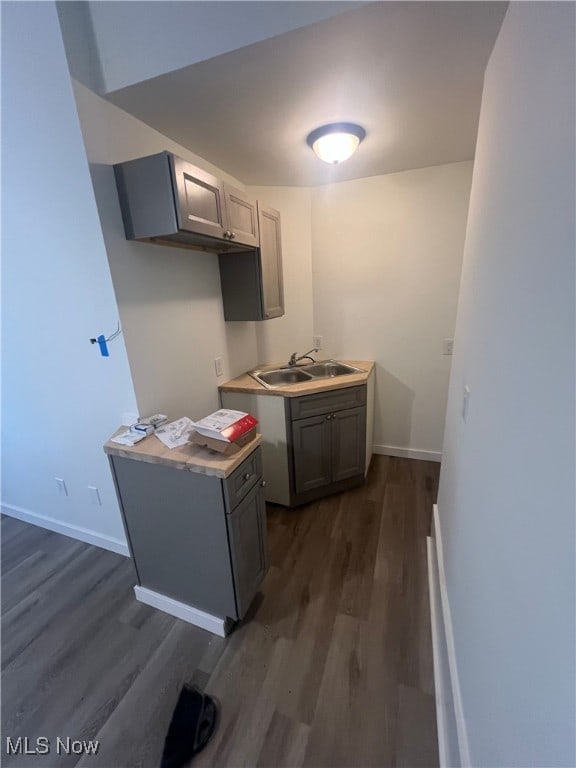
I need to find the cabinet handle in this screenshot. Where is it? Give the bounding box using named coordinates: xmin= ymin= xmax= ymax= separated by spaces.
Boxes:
xmin=223 ymin=230 xmax=231 ymax=239
xmin=229 ymin=231 xmax=236 ymax=240
xmin=260 ymin=480 xmax=267 ymax=488
xmin=244 ymin=473 xmax=252 ymax=481
xmin=325 ymin=414 xmax=332 ymax=420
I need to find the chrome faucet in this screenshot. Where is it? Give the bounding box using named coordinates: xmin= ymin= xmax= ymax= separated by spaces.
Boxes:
xmin=288 ymin=348 xmax=318 ymax=367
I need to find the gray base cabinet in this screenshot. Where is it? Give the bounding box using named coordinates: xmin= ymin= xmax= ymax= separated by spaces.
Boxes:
xmin=288 ymin=385 xmax=367 ymax=506
xmin=109 ymin=446 xmax=268 ymax=621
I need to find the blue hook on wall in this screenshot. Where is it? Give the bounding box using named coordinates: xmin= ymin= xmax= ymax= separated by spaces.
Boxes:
xmin=90 ymin=322 xmax=121 ymax=357
xmin=97 ymin=335 xmax=109 ymax=357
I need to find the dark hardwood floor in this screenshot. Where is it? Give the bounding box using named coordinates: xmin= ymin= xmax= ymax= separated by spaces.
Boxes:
xmin=1 ymin=455 xmax=439 ymax=768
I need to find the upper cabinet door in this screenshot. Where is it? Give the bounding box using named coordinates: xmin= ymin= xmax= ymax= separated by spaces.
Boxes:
xmin=223 ymin=184 xmax=259 ymax=248
xmin=170 ymin=155 xmax=228 ymax=240
xmin=258 ymin=203 xmax=284 ymax=320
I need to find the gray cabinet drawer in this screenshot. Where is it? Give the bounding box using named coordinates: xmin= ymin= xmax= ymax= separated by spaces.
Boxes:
xmin=289 ymin=385 xmax=367 ymax=420
xmin=224 ymin=448 xmax=262 ymax=511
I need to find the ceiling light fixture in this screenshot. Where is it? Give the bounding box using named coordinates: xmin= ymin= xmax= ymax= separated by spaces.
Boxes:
xmin=306 ymin=122 xmax=366 ymax=164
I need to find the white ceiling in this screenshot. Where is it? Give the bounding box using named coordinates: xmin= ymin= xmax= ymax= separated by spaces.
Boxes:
xmin=103 ymin=2 xmax=507 ymax=187
xmin=87 ymin=1 xmax=364 ymax=93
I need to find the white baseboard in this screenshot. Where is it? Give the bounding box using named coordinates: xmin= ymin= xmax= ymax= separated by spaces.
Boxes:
xmin=134 ymin=586 xmax=229 ymax=637
xmin=427 ymin=536 xmax=449 ymax=766
xmin=431 ymin=504 xmax=471 ymax=766
xmin=373 ymin=444 xmax=442 ymax=462
xmin=1 ymin=503 xmax=129 ymax=557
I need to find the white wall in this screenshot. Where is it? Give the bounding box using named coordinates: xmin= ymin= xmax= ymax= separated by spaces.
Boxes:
xmin=85 ymin=1 xmax=361 ymax=93
xmin=56 ymin=1 xmax=103 ymax=94
xmin=311 ymin=162 xmax=472 ymax=459
xmin=1 ymin=1 xmax=138 ymax=553
xmin=73 ymin=81 xmax=240 ymax=421
xmin=437 ymin=3 xmax=575 ymax=766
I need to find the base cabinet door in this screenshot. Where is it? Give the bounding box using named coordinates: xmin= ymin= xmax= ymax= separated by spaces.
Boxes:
xmin=331 ymin=406 xmax=367 ymax=482
xmin=288 ymin=386 xmax=368 ymax=505
xmin=292 ymin=414 xmax=332 ymax=494
xmin=226 ymin=483 xmax=268 ymax=619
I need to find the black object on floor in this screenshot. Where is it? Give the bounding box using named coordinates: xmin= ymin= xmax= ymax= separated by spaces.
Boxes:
xmin=160 ymin=685 xmax=218 ymax=768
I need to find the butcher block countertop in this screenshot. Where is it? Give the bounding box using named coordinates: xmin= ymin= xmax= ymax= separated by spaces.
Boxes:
xmin=104 ymin=428 xmax=262 ymax=478
xmin=219 ymin=360 xmax=374 ymax=397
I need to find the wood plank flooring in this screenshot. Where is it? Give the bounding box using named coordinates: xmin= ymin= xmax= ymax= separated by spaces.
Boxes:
xmin=1 ymin=455 xmax=439 ymax=767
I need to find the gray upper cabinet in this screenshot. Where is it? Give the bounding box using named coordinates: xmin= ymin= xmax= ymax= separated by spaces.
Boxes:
xmin=114 ymin=150 xmax=283 ymax=321
xmin=114 ymin=151 xmax=259 ymax=252
xmin=218 ymin=202 xmax=284 ymax=321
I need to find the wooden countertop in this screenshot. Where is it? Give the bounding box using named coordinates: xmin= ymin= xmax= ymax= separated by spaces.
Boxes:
xmin=219 ymin=360 xmax=374 ymax=397
xmin=104 ymin=428 xmax=262 ymax=478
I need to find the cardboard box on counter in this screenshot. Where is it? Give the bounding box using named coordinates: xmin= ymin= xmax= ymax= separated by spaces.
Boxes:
xmin=189 ymin=427 xmax=257 ymax=455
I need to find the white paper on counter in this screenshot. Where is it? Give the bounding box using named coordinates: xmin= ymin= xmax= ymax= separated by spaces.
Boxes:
xmin=154 ymin=417 xmax=195 ymax=449
xmin=110 ymin=429 xmax=146 ymax=447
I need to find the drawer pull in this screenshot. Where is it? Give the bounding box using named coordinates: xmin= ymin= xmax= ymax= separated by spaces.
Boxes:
xmin=260 ymin=480 xmax=267 ymax=488
xmin=325 ymin=414 xmax=332 ymax=420
xmin=243 ymin=473 xmax=252 ymax=481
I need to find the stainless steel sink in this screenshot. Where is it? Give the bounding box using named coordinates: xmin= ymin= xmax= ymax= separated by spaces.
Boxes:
xmin=255 ymin=368 xmax=313 ymax=387
xmin=300 ymin=361 xmax=360 ymax=378
xmin=251 ymin=360 xmax=364 ymax=389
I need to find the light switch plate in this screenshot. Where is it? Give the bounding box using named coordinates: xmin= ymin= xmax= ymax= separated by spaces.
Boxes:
xmin=55 ymin=478 xmax=68 ymax=497
xmin=214 ymin=357 xmax=224 ymax=377
xmin=88 ymin=486 xmax=102 ymax=506
xmin=462 ymin=385 xmax=471 ymax=422
xmin=443 ymin=338 xmax=454 ymax=355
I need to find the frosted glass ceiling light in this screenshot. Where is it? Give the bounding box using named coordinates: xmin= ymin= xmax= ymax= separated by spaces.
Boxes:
xmin=306 ymin=122 xmax=366 ymax=164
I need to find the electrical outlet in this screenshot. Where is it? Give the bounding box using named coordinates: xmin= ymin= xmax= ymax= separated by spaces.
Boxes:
xmin=214 ymin=357 xmax=224 ymax=377
xmin=443 ymin=338 xmax=454 ymax=356
xmin=88 ymin=486 xmax=102 ymax=506
xmin=313 ymin=335 xmax=323 ymax=350
xmin=55 ymin=478 xmax=68 ymax=497
xmin=462 ymin=385 xmax=471 ymax=423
